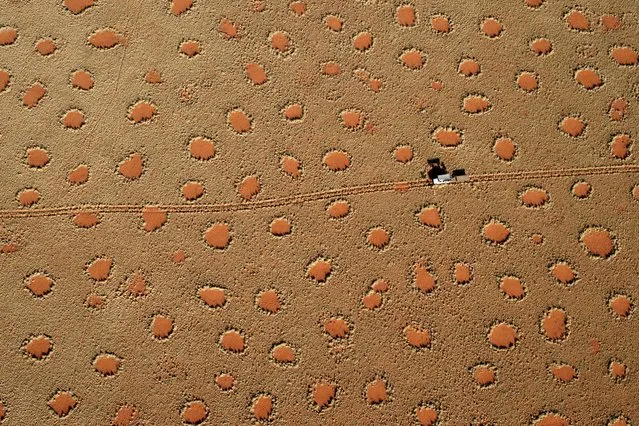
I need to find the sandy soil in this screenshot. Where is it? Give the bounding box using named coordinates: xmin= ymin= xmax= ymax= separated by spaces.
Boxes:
xmin=0 ymin=0 xmax=638 ymax=424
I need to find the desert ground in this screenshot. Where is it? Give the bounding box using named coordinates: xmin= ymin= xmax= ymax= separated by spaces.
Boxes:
xmin=0 ymin=0 xmax=638 ymax=424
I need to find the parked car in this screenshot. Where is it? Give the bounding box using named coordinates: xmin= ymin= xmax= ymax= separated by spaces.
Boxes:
xmin=427 ymin=158 xmax=468 ymax=184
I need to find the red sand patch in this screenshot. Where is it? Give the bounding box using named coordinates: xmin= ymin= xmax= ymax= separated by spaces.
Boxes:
xmin=580 ymin=227 xmax=615 ymax=258
xmin=365 ymin=379 xmax=388 ymax=404
xmin=227 ymin=109 xmax=252 ymax=133
xmin=93 ymin=353 xmax=121 ymax=376
xmin=494 ymin=137 xmax=517 ymax=161
xmin=282 ymin=103 xmax=304 ymax=121
xmin=281 ymin=155 xmax=302 ymax=177
xmin=289 ymin=1 xmax=306 ymax=15
xmin=550 ymin=263 xmax=577 ymax=285
xmin=256 ymin=289 xmax=281 ymax=313
xmin=0 ymin=69 xmax=10 ymax=92
xmin=151 ymin=315 xmax=174 ymax=339
xmin=571 ymin=181 xmax=591 ymax=198
xmin=123 ymin=272 xmax=146 ymax=298
xmin=609 ymin=98 xmax=628 ymax=121
xmin=216 ymin=373 xmax=234 ymax=391
xmin=353 ymin=32 xmax=373 ymax=52
xmin=271 ymin=343 xmax=296 ymax=364
xmin=323 ymin=150 xmax=350 ymax=171
xmin=118 ymin=153 xmax=144 ymax=179
xmin=610 ymin=134 xmax=632 ymax=159
xmin=517 ymin=71 xmax=538 ymax=92
xmin=500 ymin=276 xmax=525 ymax=299
xmin=327 ymin=200 xmax=350 ymax=219
xmin=0 ymin=27 xmax=18 ymax=45
xmin=26 ymin=273 xmax=54 ymax=297
xmin=112 ymin=405 xmax=138 ymax=426
xmin=204 ymin=223 xmax=231 ymax=249
xmin=48 ymin=391 xmax=77 ymax=417
xmin=482 ymin=220 xmax=510 ymax=245
xmin=246 ymin=63 xmax=268 ymax=85
xmin=64 ymin=0 xmax=94 ymax=14
xmin=252 ymin=394 xmax=274 ymax=421
xmin=396 ymin=5 xmax=416 ymax=27
xmin=17 ymin=188 xmax=40 ymax=207
xmin=170 ymin=0 xmax=192 ymax=16
xmin=394 ymin=145 xmax=413 ymax=163
xmin=611 ymin=46 xmax=638 ymax=66
xmin=404 ymin=324 xmax=431 ymax=348
xmin=609 ymin=360 xmax=627 ymax=381
xmin=71 ymin=70 xmax=94 ymax=90
xmin=367 ymin=227 xmax=390 ymax=249
xmin=550 ymin=364 xmax=577 ymax=383
xmin=321 ymin=62 xmax=341 ymax=77
xmin=219 ymin=18 xmax=239 ymax=39
xmin=182 ymin=400 xmax=208 ymax=424
xmin=400 ymin=49 xmax=425 ymax=69
xmin=324 ymin=318 xmax=350 ymax=339
xmin=35 ymin=38 xmax=56 ymax=56
xmin=324 ymin=15 xmax=343 ymax=32
xmin=416 ymin=405 xmax=438 ymax=425
xmin=270 ymin=218 xmax=292 ymax=236
xmin=26 ymin=147 xmax=49 ymax=168
xmin=413 ymin=261 xmax=436 ymax=293
xmin=362 ymin=290 xmax=382 ymax=310
xmin=23 ymin=83 xmax=47 ymax=108
xmin=530 ymin=38 xmax=552 ymax=56
xmin=311 ymin=381 xmax=336 ymax=410
xmin=462 ymin=94 xmax=491 ymax=114
xmin=141 ymin=206 xmax=167 ymax=232
xmin=238 ymin=175 xmax=260 ymax=200
xmin=574 ymin=68 xmax=603 ymax=90
xmin=88 ymin=29 xmax=123 ymax=49
xmin=87 ymin=257 xmax=112 ymax=281
xmin=73 ymin=211 xmax=100 ymax=228
xmin=481 ymin=18 xmax=503 ymax=38
xmin=533 ymin=412 xmax=570 ymax=426
xmin=559 ymin=116 xmax=586 ymax=137
xmin=472 ymin=364 xmax=496 ymax=387
xmin=458 ymin=58 xmax=481 ymax=77
xmin=541 ymin=308 xmax=568 ymax=341
xmin=68 ymin=164 xmax=89 ymax=184
xmin=531 ymin=38 xmax=552 ymax=55
xmin=145 ymin=69 xmax=162 ymax=84
xmin=182 ymin=181 xmax=204 ymax=201
xmin=179 ymin=40 xmax=201 ymax=57
xmin=609 ymin=294 xmax=632 ymax=318
xmin=220 ymin=330 xmax=245 ymax=352
xmin=128 ymin=101 xmax=157 ymax=124
xmin=521 ymin=187 xmax=550 ymax=207
xmin=453 ymin=262 xmax=472 ymax=285
xmin=199 ymin=287 xmax=226 ymax=308
xmin=270 ymin=31 xmax=291 ymax=54
xmin=307 ymin=258 xmax=332 ymax=283
xmin=566 ymin=9 xmax=591 ymax=31
xmin=488 ymin=322 xmax=518 ymax=349
xmin=431 ymin=15 xmax=451 ymax=33
xmin=189 ymin=137 xmax=216 ymax=160
xmin=61 ymin=109 xmax=85 ymax=129
xmin=25 ymin=335 xmax=52 ymax=359
xmin=432 ymin=127 xmax=463 ymax=147
xmin=340 ymin=109 xmax=364 ymax=130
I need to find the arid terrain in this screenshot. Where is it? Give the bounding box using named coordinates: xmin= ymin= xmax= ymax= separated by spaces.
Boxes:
xmin=0 ymin=0 xmax=638 ymax=424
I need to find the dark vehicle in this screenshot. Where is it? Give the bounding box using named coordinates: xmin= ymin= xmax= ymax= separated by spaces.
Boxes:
xmin=426 ymin=158 xmax=469 ymax=184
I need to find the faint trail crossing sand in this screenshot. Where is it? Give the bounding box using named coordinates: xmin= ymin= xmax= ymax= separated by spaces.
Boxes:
xmin=2 ymin=164 xmax=638 ymax=218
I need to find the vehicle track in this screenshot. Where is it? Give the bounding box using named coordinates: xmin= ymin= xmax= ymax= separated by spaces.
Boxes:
xmin=1 ymin=164 xmax=638 ymax=219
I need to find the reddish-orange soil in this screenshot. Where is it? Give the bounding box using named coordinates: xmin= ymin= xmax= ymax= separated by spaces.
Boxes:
xmin=0 ymin=0 xmax=638 ymax=424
